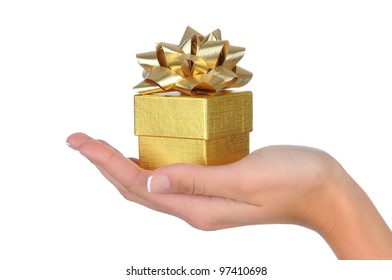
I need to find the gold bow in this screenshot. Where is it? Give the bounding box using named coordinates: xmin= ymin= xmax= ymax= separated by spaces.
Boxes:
xmin=133 ymin=26 xmax=252 ymax=96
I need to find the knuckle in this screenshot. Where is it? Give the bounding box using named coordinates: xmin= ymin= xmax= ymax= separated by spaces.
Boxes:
xmin=104 ymin=149 xmax=117 ymax=166
xmin=173 ymin=165 xmax=206 ymax=195
xmin=123 ymin=169 xmax=144 ymax=191
xmin=176 ymin=177 xmax=206 ymax=195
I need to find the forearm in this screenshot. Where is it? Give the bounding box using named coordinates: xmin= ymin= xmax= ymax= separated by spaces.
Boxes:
xmin=313 ymin=172 xmax=392 ymax=259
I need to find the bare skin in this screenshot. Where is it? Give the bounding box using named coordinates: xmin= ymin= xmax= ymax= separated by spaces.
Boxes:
xmin=67 ymin=132 xmax=392 ymax=259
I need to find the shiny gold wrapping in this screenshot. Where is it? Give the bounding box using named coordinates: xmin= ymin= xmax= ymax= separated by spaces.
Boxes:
xmin=134 ymin=91 xmax=252 ymax=170
xmin=138 ymin=133 xmax=249 ymax=170
xmin=133 ymin=26 xmax=252 ymax=96
xmin=133 ymin=27 xmax=253 ymax=170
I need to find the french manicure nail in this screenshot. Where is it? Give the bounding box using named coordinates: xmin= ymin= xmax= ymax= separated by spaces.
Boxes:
xmin=66 ymin=141 xmax=77 ymax=150
xmin=147 ymin=175 xmax=170 ymax=193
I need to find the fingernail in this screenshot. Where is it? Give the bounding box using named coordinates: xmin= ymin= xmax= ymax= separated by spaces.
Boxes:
xmin=147 ymin=175 xmax=170 ymax=193
xmin=66 ymin=141 xmax=77 ymax=150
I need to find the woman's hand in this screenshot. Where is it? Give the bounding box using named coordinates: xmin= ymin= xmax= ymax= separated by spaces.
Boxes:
xmin=66 ymin=132 xmax=392 ymax=259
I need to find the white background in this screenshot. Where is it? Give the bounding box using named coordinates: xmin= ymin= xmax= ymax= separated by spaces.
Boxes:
xmin=1 ymin=0 xmax=391 ymax=279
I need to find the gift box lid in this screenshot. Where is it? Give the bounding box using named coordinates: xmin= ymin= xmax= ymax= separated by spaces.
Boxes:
xmin=134 ymin=91 xmax=252 ymax=140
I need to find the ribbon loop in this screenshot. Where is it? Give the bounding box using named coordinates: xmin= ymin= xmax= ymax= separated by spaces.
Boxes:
xmin=179 ymin=54 xmax=208 ymax=77
xmin=136 ymin=51 xmax=159 ymax=72
xmin=134 ymin=26 xmax=252 ymax=96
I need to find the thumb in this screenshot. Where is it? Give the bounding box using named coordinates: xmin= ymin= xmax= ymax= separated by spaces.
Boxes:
xmin=147 ymin=161 xmax=248 ymax=200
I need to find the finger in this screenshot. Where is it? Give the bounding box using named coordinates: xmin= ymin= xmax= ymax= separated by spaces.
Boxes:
xmin=94 ymin=163 xmax=147 ymax=202
xmin=96 ymin=139 xmax=123 ymax=155
xmin=147 ymin=159 xmax=254 ymax=202
xmin=78 ymin=142 xmax=170 ymax=211
xmin=74 ymin=141 xmax=171 ymax=212
xmin=66 ymin=132 xmax=124 ymax=154
xmin=67 ymin=133 xmax=130 ymax=194
xmin=77 ymin=139 xmax=151 ymax=195
xmin=66 ymin=132 xmax=94 ymax=149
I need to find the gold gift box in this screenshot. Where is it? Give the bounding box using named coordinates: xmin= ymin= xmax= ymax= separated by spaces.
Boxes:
xmin=134 ymin=91 xmax=252 ymax=170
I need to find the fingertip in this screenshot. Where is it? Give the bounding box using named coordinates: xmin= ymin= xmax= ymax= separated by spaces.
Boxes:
xmin=66 ymin=132 xmax=94 ymax=150
xmin=65 ymin=140 xmax=75 ymax=150
xmin=67 ymin=132 xmax=89 ymax=141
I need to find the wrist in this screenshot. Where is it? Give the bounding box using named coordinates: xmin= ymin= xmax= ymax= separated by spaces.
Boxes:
xmin=299 ymin=163 xmax=392 ymax=259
